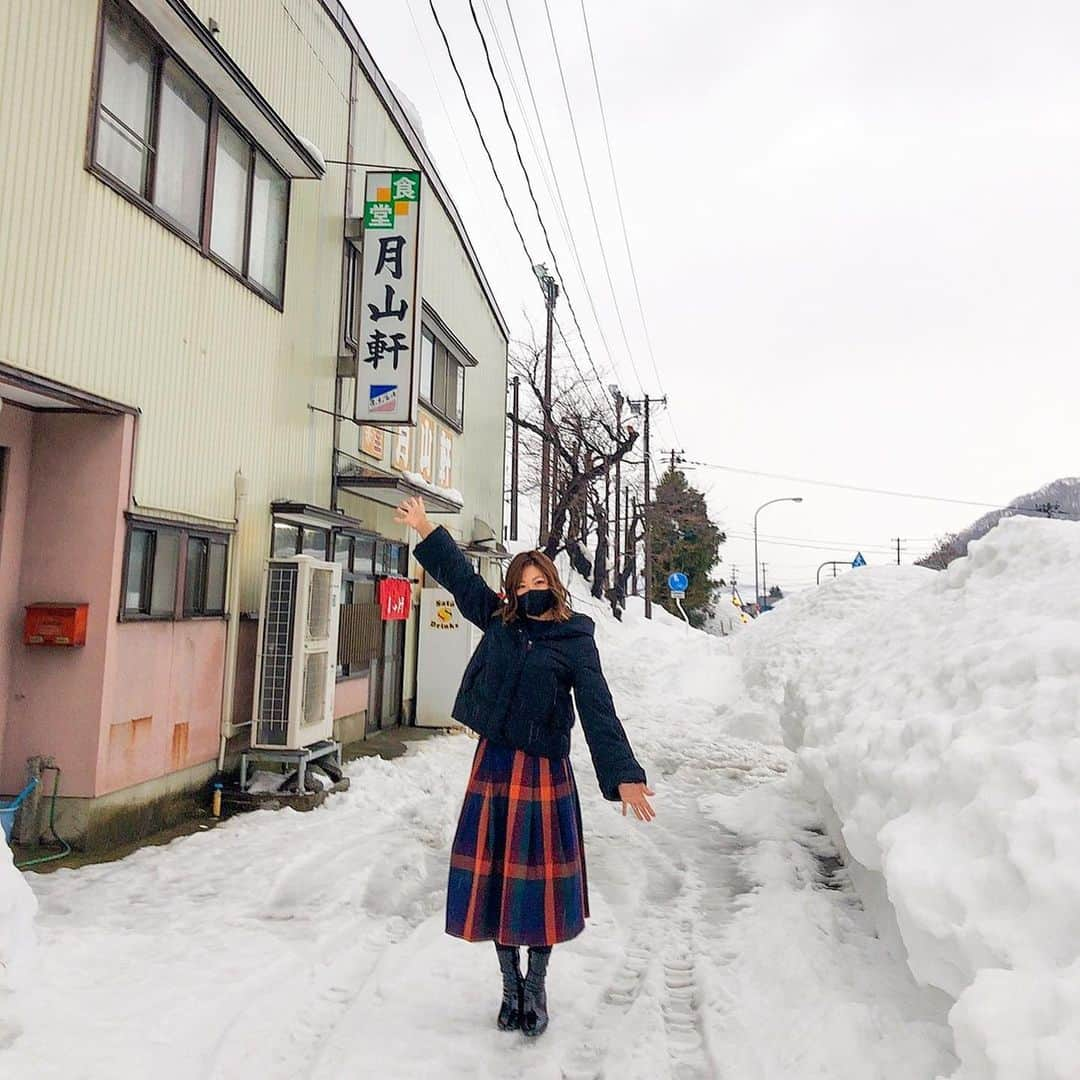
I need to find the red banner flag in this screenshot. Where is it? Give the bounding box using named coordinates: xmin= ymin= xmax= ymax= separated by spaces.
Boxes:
xmin=378 ymin=577 xmax=411 ymax=621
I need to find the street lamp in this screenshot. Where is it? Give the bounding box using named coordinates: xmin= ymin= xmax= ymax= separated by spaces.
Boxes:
xmin=754 ymin=497 xmax=803 ymax=612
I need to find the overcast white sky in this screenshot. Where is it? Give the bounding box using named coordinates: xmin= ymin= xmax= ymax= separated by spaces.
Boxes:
xmin=351 ymin=0 xmax=1080 ymax=592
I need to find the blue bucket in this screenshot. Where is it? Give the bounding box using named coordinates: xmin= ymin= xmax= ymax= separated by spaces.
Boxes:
xmin=0 ymin=779 xmax=40 ymax=844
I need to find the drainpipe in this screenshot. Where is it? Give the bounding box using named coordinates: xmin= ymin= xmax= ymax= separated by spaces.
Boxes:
xmin=217 ymin=469 xmax=249 ymax=774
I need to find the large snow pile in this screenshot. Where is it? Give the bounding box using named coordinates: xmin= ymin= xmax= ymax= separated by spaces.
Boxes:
xmin=0 ymin=838 xmax=37 ymax=1046
xmin=740 ymin=517 xmax=1080 ymax=1079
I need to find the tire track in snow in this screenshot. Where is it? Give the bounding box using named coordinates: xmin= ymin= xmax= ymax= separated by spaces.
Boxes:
xmin=559 ymin=808 xmax=725 ymax=1080
xmin=559 ymin=834 xmax=681 ymax=1080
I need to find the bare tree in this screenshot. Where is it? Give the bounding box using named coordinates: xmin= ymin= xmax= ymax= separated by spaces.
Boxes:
xmin=507 ymin=343 xmax=639 ymax=609
xmin=915 ymin=532 xmax=967 ymax=571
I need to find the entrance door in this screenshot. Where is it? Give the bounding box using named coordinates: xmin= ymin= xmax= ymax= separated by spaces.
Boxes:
xmin=365 ymin=539 xmax=409 ymax=732
xmin=380 ymin=618 xmax=405 ymax=726
xmin=366 ymin=642 xmax=383 ymax=735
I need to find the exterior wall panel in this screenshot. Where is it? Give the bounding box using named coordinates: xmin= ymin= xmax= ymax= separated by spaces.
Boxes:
xmin=0 ymin=0 xmax=353 ymax=612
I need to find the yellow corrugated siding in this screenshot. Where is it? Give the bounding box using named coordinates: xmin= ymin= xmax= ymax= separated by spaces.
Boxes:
xmin=1 ymin=0 xmax=505 ymax=608
xmin=0 ymin=1 xmax=351 ymax=611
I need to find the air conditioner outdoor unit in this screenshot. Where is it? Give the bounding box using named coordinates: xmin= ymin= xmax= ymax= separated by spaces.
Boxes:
xmin=251 ymin=555 xmax=342 ymax=751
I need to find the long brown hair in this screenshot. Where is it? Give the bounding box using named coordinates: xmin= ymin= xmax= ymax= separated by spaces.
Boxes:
xmin=500 ymin=549 xmax=573 ymax=623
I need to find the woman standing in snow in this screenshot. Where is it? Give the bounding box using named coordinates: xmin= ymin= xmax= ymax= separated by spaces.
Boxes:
xmin=395 ymin=496 xmax=655 ymax=1038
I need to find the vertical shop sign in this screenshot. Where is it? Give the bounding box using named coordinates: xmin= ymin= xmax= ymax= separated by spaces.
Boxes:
xmin=354 ymin=170 xmax=423 ymax=425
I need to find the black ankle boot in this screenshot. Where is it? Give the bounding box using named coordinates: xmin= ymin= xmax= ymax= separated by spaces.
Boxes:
xmin=495 ymin=944 xmax=523 ymax=1031
xmin=521 ymin=946 xmax=551 ymax=1038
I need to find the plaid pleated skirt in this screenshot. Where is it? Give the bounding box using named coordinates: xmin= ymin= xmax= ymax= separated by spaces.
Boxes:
xmin=447 ymin=738 xmax=590 ymax=947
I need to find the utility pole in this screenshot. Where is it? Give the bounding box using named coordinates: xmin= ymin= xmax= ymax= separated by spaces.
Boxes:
xmin=627 ymin=395 xmax=666 ymax=619
xmin=891 ymin=537 xmax=905 ymax=565
xmin=643 ymin=396 xmax=653 ymax=619
xmin=509 ymin=375 xmax=520 ymax=541
xmin=535 ymin=265 xmax=558 ymax=545
xmin=609 ymin=386 xmax=624 ymax=591
xmin=603 ymin=458 xmax=610 ymax=583
xmin=760 ymin=562 xmax=768 ymax=610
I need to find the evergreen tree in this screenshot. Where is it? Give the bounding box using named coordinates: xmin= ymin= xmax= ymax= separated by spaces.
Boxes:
xmin=646 ymin=468 xmax=725 ymax=625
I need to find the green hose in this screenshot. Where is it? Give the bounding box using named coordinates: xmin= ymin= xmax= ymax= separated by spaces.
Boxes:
xmin=15 ymin=767 xmax=72 ymax=871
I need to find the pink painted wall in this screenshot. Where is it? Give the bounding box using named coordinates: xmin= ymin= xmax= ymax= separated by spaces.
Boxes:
xmin=0 ymin=405 xmax=34 ymax=788
xmin=333 ymin=674 xmax=369 ymax=720
xmin=3 ymin=409 xmax=229 ymax=798
xmin=3 ymin=412 xmax=132 ymax=797
xmin=100 ymin=620 xmax=225 ymax=796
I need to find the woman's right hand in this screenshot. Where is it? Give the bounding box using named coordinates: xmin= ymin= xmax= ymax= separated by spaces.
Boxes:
xmin=395 ymin=496 xmax=435 ymax=539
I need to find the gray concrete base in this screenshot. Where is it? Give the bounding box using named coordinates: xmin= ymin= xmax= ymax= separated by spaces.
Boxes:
xmin=32 ymin=758 xmax=218 ymax=852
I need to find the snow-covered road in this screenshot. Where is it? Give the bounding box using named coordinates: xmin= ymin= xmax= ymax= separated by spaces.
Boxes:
xmin=5 ymin=599 xmax=957 ymax=1079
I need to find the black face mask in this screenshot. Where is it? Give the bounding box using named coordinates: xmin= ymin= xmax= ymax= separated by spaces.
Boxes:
xmin=519 ymin=588 xmax=555 ymax=618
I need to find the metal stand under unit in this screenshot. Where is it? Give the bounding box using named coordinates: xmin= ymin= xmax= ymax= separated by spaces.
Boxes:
xmin=239 ymin=739 xmax=343 ymax=793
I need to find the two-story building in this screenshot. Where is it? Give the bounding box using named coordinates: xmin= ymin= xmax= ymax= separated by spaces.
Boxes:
xmin=0 ymin=0 xmax=509 ymax=847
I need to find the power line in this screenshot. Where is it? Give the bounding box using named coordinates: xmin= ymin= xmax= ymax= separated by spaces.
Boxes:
xmin=479 ymin=0 xmax=621 ymax=383
xmin=403 ymin=0 xmax=498 ymax=238
xmin=425 ymin=0 xmax=609 ymax=421
xmin=426 ymin=1 xmax=537 ymax=288
xmin=729 ymin=526 xmax=937 ymax=548
xmin=576 ymin=0 xmax=681 ymax=447
xmin=463 ymin=0 xmax=615 ymax=420
xmin=479 ymin=0 xmax=570 ymax=237
xmin=726 ymin=533 xmax=913 ymax=555
xmin=686 ymin=460 xmax=1055 ymax=513
xmin=539 ymin=0 xmax=646 ymax=398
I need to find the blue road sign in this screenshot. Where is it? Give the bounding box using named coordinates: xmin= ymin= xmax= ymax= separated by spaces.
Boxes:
xmin=852 ymin=552 xmax=867 ymax=568
xmin=668 ymin=571 xmax=689 ymax=592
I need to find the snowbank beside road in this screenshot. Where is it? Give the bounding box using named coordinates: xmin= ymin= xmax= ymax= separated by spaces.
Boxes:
xmin=740 ymin=518 xmax=1080 ymax=1078
xmin=0 ymin=840 xmax=37 ymax=1045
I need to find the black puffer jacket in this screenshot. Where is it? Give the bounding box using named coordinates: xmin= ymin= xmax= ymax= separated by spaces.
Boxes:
xmin=414 ymin=526 xmax=647 ymax=801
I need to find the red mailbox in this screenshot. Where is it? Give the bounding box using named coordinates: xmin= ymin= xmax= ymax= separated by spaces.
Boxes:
xmin=24 ymin=604 xmax=89 ymax=647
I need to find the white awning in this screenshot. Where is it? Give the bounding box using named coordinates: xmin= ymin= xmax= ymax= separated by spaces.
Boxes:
xmin=128 ymin=0 xmax=325 ymax=180
xmin=335 ymin=472 xmax=464 ymax=515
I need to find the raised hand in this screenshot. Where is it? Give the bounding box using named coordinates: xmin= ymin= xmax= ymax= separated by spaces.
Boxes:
xmin=394 ymin=496 xmax=435 ymax=539
xmin=618 ymin=783 xmax=657 ymax=822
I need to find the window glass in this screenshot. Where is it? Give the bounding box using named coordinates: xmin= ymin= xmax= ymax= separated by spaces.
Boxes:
xmin=301 ymin=527 xmax=328 ymax=559
xmin=90 ymin=5 xmax=291 ymax=308
xmin=353 ymin=538 xmax=375 ymax=575
xmin=125 ymin=528 xmax=152 ymax=611
xmin=456 ymin=363 xmax=465 ymax=425
xmin=375 ymin=542 xmax=393 ymax=576
xmin=150 ymin=529 xmax=179 ymax=615
xmin=153 ymin=58 xmax=209 ymax=236
xmin=388 ymin=544 xmax=406 ymax=578
xmin=184 ymin=536 xmax=208 ymax=613
xmin=334 ymin=534 xmax=352 ymax=570
xmin=248 ymin=151 xmax=288 ymax=300
xmin=210 ymin=116 xmax=249 ymax=269
xmin=419 ymin=330 xmax=435 ymax=402
xmin=432 ymin=343 xmax=448 ymax=413
xmin=445 ymin=360 xmax=460 ymax=426
xmin=95 ymin=6 xmax=155 ymax=191
xmin=272 ymin=522 xmax=299 ymax=557
xmin=206 ymin=541 xmax=227 ymax=613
